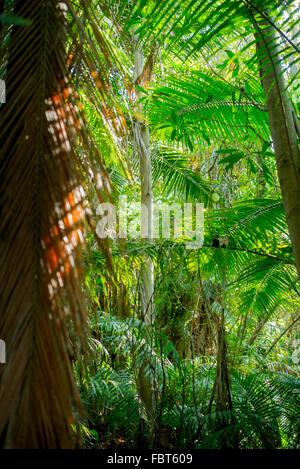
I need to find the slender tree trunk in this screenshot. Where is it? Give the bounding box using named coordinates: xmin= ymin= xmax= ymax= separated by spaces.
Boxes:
xmin=133 ymin=39 xmax=154 ymax=325
xmin=133 ymin=36 xmax=156 ymax=437
xmin=255 ymin=14 xmax=300 ymax=278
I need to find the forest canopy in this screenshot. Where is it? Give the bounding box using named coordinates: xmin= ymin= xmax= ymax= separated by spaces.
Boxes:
xmin=0 ymin=0 xmax=299 ymax=450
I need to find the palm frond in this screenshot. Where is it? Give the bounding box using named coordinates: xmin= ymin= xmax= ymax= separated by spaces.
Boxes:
xmin=152 ymin=144 xmax=216 ymax=203
xmin=147 ymin=71 xmax=270 ymax=146
xmin=0 ymin=0 xmax=124 ymax=448
xmin=127 ymin=0 xmax=299 ymax=91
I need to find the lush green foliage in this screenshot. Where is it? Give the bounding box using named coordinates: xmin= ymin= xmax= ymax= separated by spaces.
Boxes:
xmin=1 ymin=0 xmax=299 ymax=450
xmin=74 ymin=0 xmax=300 ymax=450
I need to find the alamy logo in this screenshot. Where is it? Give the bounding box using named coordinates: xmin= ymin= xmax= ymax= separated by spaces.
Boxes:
xmin=0 ymin=79 xmax=6 ymax=104
xmin=96 ymin=196 xmax=204 ymax=249
xmin=0 ymin=339 xmax=5 ymax=363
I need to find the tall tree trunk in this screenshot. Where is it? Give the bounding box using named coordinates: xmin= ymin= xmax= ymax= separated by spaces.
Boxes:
xmin=255 ymin=13 xmax=300 ymax=278
xmin=133 ymin=39 xmax=155 ymax=325
xmin=133 ymin=36 xmax=157 ymax=438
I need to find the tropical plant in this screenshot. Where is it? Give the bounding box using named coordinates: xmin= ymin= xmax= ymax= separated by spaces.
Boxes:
xmin=0 ymin=0 xmax=299 ymax=450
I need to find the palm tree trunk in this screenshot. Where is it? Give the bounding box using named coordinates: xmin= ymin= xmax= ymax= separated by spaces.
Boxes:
xmin=255 ymin=15 xmax=300 ymax=278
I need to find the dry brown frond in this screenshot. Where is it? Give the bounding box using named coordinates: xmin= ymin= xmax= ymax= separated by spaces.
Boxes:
xmin=0 ymin=0 xmax=124 ymax=448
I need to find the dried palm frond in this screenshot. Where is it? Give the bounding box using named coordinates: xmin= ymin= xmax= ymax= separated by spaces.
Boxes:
xmin=0 ymin=0 xmax=125 ymax=448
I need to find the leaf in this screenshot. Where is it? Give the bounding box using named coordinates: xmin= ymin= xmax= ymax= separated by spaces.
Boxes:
xmin=135 ymin=84 xmax=148 ymax=95
xmin=186 ymin=135 xmax=194 ymax=152
xmin=0 ymin=14 xmax=32 ymax=26
xmin=218 ymin=151 xmax=244 ymax=170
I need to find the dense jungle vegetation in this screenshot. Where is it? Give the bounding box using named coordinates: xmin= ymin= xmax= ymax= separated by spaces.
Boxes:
xmin=0 ymin=0 xmax=299 ymax=450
